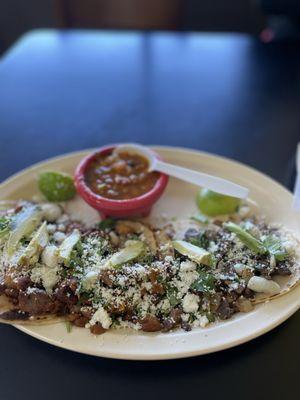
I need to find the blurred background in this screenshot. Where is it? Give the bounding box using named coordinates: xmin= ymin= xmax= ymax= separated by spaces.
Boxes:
xmin=1 ymin=0 xmax=300 ymax=53
xmin=0 ymin=0 xmax=300 ymax=186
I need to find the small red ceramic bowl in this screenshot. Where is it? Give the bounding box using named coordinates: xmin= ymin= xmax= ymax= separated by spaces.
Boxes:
xmin=74 ymin=145 xmax=169 ymax=218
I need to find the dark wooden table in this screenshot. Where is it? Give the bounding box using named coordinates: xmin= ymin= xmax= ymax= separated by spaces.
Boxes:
xmin=0 ymin=30 xmax=299 ymax=400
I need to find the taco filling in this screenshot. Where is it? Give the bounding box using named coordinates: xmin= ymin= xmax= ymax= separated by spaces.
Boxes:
xmin=0 ymin=201 xmax=299 ymax=334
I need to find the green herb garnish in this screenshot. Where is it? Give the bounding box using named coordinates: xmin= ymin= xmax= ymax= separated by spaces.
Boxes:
xmin=166 ymin=286 xmax=180 ymax=307
xmin=224 ymin=222 xmax=288 ymax=261
xmin=66 ymin=321 xmax=72 ymax=333
xmin=0 ymin=216 xmax=11 ymax=238
xmin=97 ymin=218 xmax=116 ymax=230
xmin=191 ymin=271 xmax=216 ymax=293
xmin=189 ymin=231 xmax=209 ymax=250
xmin=262 ymin=235 xmax=288 ymax=261
xmin=224 ymin=222 xmax=266 ymax=254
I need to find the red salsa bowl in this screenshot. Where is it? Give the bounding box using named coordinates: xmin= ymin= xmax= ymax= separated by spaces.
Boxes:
xmin=74 ymin=145 xmax=169 ymax=218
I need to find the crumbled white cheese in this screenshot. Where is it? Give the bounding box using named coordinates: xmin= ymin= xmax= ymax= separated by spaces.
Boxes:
xmin=180 ymin=260 xmax=196 ymax=272
xmin=182 ymin=293 xmax=199 ymax=313
xmin=193 ymin=315 xmax=209 ymax=328
xmin=41 ymin=245 xmax=59 ymax=268
xmin=282 ymin=239 xmax=296 ymax=254
xmin=57 ymin=224 xmax=66 ymax=232
xmin=81 ymin=271 xmax=99 ymax=291
xmin=46 ymin=224 xmax=57 ymax=234
xmin=142 ymin=282 xmax=152 ymax=291
xmin=41 ymin=203 xmax=62 ymax=222
xmin=192 ymin=315 xmax=209 ymax=328
xmin=31 ymin=264 xmax=59 ymax=293
xmin=116 ymin=276 xmax=127 ymax=287
xmin=27 ymin=287 xmax=39 ymax=294
xmin=158 ymin=298 xmax=171 ymax=312
xmin=117 ymin=320 xmax=142 ymax=330
xmin=234 ymin=263 xmax=247 ymax=275
xmin=53 ymin=231 xmax=66 ymax=243
xmin=56 ymin=213 xmax=70 ymax=224
xmin=181 ymin=313 xmax=189 ymax=322
xmin=209 ymin=241 xmax=219 ymax=253
xmin=165 ymin=255 xmax=174 ymax=263
xmin=199 ymin=315 xmax=209 ymax=328
xmin=89 ymin=306 xmax=112 ymax=329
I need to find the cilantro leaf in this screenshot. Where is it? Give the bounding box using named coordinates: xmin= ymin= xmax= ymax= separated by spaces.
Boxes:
xmin=191 ymin=271 xmax=215 ymax=293
xmin=166 ymin=286 xmax=180 ymax=307
xmin=0 ymin=216 xmax=11 ymax=238
xmin=97 ymin=218 xmax=116 ymax=230
xmin=263 ymin=235 xmax=288 ymax=261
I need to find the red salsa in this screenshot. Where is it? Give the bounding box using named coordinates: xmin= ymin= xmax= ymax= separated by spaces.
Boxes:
xmin=85 ymin=151 xmax=160 ymax=200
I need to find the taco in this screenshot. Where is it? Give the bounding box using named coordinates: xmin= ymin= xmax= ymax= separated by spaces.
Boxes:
xmin=0 ymin=200 xmax=299 ymax=334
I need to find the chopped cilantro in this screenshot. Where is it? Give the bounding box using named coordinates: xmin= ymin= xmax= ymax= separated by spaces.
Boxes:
xmin=97 ymin=218 xmax=116 ymax=230
xmin=192 ymin=271 xmax=215 ymax=293
xmin=189 ymin=231 xmax=209 ymax=250
xmin=66 ymin=321 xmax=72 ymax=333
xmin=205 ymin=312 xmax=215 ymax=323
xmin=262 ymin=235 xmax=288 ymax=261
xmin=166 ymin=286 xmax=180 ymax=307
xmin=0 ymin=216 xmax=10 ymax=238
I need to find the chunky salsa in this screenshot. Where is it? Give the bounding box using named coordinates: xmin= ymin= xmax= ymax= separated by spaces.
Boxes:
xmin=84 ymin=151 xmax=160 ymax=200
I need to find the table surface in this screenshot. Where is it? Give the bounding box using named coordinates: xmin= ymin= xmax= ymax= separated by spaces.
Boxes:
xmin=0 ymin=29 xmax=299 ymax=400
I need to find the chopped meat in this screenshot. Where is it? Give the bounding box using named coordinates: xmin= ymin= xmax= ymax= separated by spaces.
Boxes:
xmin=151 ymin=282 xmax=165 ymax=295
xmin=4 ymin=288 xmax=20 ymax=300
xmin=140 ymin=315 xmax=162 ymax=332
xmin=90 ymin=322 xmax=106 ymax=335
xmin=0 ymin=310 xmax=29 ymax=320
xmin=184 ymin=228 xmax=199 ymax=241
xmin=13 ymin=276 xmax=32 ymax=291
xmin=273 ymin=263 xmax=291 ymax=276
xmin=55 ymin=280 xmax=78 ymax=306
xmin=99 ymin=270 xmax=114 ymax=286
xmin=216 ymin=298 xmax=234 ymax=320
xmin=255 ymin=263 xmax=273 ymax=278
xmin=18 ymin=289 xmax=56 ymax=315
xmin=235 ymin=297 xmax=253 ymax=313
xmin=149 ymin=269 xmax=160 ymax=284
xmin=243 ymin=287 xmax=255 ymax=299
xmin=181 ymin=321 xmax=192 ymax=331
xmin=65 ymin=222 xmax=85 ymax=234
xmin=0 ymin=278 xmax=6 ymax=295
xmin=162 ymin=308 xmax=182 ymax=332
xmin=109 ymin=302 xmax=127 ymax=314
xmin=69 ymin=313 xmax=89 ymax=327
xmin=208 ymin=293 xmax=221 ymax=312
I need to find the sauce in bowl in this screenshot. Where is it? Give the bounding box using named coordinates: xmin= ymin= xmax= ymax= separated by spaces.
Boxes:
xmin=84 ymin=151 xmax=160 ymax=200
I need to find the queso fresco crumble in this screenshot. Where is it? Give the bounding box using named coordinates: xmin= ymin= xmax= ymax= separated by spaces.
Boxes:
xmin=0 ymin=201 xmax=298 ymax=334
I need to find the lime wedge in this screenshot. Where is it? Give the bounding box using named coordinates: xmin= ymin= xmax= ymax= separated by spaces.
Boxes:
xmin=38 ymin=171 xmax=76 ymax=202
xmin=196 ymin=188 xmax=240 ymax=216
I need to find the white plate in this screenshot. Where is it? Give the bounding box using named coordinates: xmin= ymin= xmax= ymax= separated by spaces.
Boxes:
xmin=1 ymin=146 xmax=299 ymax=360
